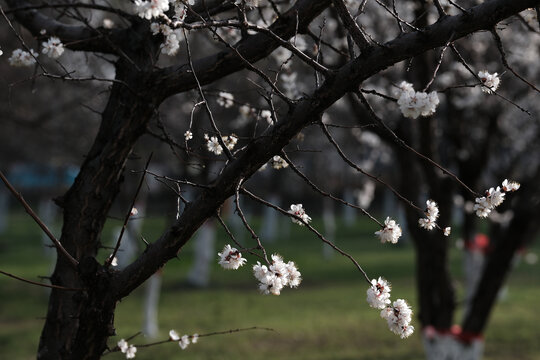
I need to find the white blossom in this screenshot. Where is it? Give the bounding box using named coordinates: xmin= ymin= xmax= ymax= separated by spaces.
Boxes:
xmin=443 ymin=227 xmax=451 ymax=236
xmin=288 ymin=204 xmax=312 ymax=226
xmin=260 ymin=110 xmax=273 ymax=124
xmin=191 ymin=333 xmax=199 ymax=343
xmin=396 ymin=81 xmax=439 ymax=119
xmin=205 ymin=135 xmax=223 ymax=155
xmin=222 ymin=134 xmax=238 ymax=150
xmin=42 ymin=37 xmax=64 ymax=59
xmin=217 ymin=92 xmax=234 ymax=108
xmin=418 ymin=217 xmax=437 ymax=230
xmin=380 ymin=299 xmax=414 ymax=339
xmin=126 ymin=345 xmax=137 ymax=359
xmin=375 ymin=217 xmax=402 ymax=244
xmin=478 ymin=70 xmax=500 ymax=94
xmin=8 ymin=49 xmax=38 ymax=67
xmin=473 ymin=182 xmax=514 ymax=218
xmin=418 ymin=199 xmax=439 ymax=230
xmin=486 ymin=187 xmax=505 ymax=207
xmin=184 ymin=130 xmax=193 ymax=141
xmin=502 ymin=179 xmax=520 ymax=192
xmin=117 ymin=339 xmax=129 ymax=353
xmin=161 ymin=33 xmax=180 ymax=55
xmin=285 ymin=261 xmax=302 ymax=287
xmin=179 ymin=335 xmax=190 ymax=350
xmin=253 ymin=255 xmax=301 ymax=295
xmin=169 ymin=329 xmax=180 ymax=341
xmin=134 ymin=0 xmax=170 ymax=19
xmin=425 ymin=200 xmax=439 ymax=221
xmin=270 ymin=155 xmax=288 ymax=169
xmin=366 ymin=277 xmax=391 ymax=309
xmin=473 ymin=197 xmax=492 ymax=218
xmin=218 ymin=244 xmax=247 ymax=269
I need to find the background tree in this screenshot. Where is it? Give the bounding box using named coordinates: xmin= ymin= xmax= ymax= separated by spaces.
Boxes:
xmin=1 ymin=0 xmax=539 ymax=359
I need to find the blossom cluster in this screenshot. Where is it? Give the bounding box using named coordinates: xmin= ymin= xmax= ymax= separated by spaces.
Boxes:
xmin=204 ymin=134 xmax=238 ymax=155
xmin=42 ymin=37 xmax=64 ymax=59
xmin=473 ymin=179 xmax=520 ymax=218
xmin=134 ymin=0 xmax=170 ymax=19
xmin=375 ymin=217 xmax=402 ymax=244
xmin=151 ymin=23 xmax=182 ymax=55
xmin=253 ymin=254 xmax=302 ymax=295
xmin=217 ymin=245 xmax=302 ymax=295
xmin=288 ymin=204 xmax=312 ymax=226
xmin=217 ymin=244 xmax=247 ymax=269
xmin=418 ymin=199 xmax=439 ymax=231
xmin=366 ymin=277 xmax=391 ymax=309
xmin=396 ymin=81 xmax=440 ymax=119
xmin=8 ymin=35 xmax=66 ymax=67
xmin=217 ymin=91 xmax=235 ymax=108
xmin=8 ymin=48 xmax=38 ymax=67
xmin=169 ymin=330 xmax=199 ymax=350
xmin=366 ymin=278 xmax=414 ymax=339
xmin=380 ymin=299 xmax=415 ymax=339
xmin=117 ymin=339 xmax=137 ymax=359
xmin=478 ymin=70 xmax=501 ymax=94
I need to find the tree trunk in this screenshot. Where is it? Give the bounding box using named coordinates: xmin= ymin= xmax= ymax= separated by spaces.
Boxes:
xmin=423 ymin=333 xmax=484 ymax=360
xmin=37 ymin=40 xmax=160 ymax=357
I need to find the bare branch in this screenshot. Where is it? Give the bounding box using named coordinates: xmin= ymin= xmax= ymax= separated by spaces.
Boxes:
xmin=0 ymin=171 xmax=79 ymax=267
xmin=0 ymin=270 xmax=84 ymax=291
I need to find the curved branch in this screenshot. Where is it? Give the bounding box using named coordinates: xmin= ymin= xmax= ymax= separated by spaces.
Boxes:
xmin=152 ymin=0 xmax=332 ymax=99
xmin=113 ymin=0 xmax=539 ymax=299
xmin=4 ymin=0 xmax=130 ymax=54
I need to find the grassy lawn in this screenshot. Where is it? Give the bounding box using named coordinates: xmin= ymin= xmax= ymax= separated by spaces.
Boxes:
xmin=1 ymin=212 xmax=539 ymax=359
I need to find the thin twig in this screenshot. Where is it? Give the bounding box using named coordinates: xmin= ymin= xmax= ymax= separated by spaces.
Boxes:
xmin=106 ymin=154 xmax=153 ymax=267
xmin=234 ymin=180 xmax=269 ymax=264
xmin=491 ymin=28 xmax=540 ymax=93
xmin=0 ymin=171 xmax=79 ymax=267
xmin=280 ymin=151 xmax=382 ymax=227
xmin=319 ymin=123 xmax=425 ymax=213
xmin=356 ymin=92 xmax=481 ymax=197
xmin=241 ymin=188 xmax=372 ymax=285
xmin=0 ymin=270 xmax=84 ymax=291
xmin=183 ymin=28 xmax=234 ymax=161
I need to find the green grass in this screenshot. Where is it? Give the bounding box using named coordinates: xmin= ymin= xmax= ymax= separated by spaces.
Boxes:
xmin=1 ymin=212 xmax=539 ymax=359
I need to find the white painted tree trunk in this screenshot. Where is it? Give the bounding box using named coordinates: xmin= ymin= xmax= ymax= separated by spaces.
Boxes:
xmin=423 ymin=334 xmax=484 ymax=360
xmin=342 ymin=189 xmax=356 ymax=226
xmin=186 ymin=221 xmax=216 ymax=287
xmin=259 ymin=194 xmax=279 ymax=243
xmin=463 ymin=249 xmax=485 ymax=321
xmin=142 ymin=272 xmax=162 ymax=338
xmin=322 ymin=197 xmax=335 ymax=259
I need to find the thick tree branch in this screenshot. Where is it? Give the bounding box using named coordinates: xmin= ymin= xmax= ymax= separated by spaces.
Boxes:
xmin=114 ymin=0 xmax=539 ymax=299
xmin=4 ymin=0 xmax=130 ymax=54
xmin=152 ymin=0 xmax=332 ymax=99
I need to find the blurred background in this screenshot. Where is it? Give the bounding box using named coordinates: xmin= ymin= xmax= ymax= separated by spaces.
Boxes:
xmin=1 ymin=2 xmax=540 ymax=359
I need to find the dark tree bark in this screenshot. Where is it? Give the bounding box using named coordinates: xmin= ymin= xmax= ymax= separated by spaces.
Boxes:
xmin=3 ymin=0 xmax=539 ymax=358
